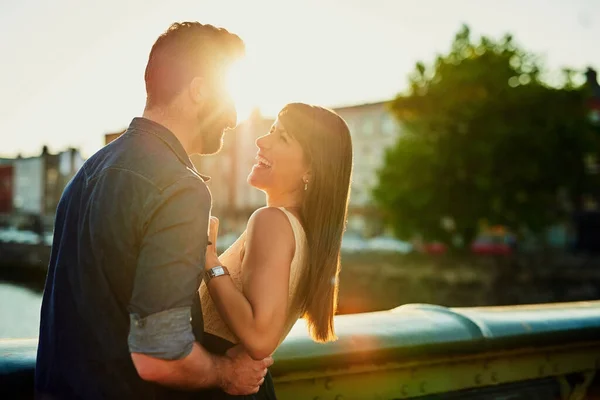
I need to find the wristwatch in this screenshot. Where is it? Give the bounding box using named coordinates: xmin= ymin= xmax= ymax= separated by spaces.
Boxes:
xmin=204 ymin=265 xmax=230 ymax=284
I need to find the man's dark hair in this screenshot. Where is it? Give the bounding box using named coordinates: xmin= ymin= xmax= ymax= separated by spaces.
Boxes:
xmin=144 ymin=22 xmax=245 ymax=109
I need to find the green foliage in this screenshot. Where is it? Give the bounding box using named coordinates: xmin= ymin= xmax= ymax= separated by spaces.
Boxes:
xmin=374 ymin=25 xmax=598 ymax=244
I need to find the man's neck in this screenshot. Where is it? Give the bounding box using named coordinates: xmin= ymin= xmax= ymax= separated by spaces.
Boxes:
xmin=142 ymin=107 xmax=196 ymax=154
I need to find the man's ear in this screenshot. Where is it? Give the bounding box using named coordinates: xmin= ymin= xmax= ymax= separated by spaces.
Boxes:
xmin=189 ymin=76 xmax=205 ymax=104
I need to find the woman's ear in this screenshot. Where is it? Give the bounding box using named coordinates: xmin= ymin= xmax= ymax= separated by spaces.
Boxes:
xmin=302 ymin=171 xmax=312 ymax=192
xmin=302 ymin=170 xmax=312 ymax=185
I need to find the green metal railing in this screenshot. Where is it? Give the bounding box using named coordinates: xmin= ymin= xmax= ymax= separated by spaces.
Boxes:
xmin=2 ymin=301 xmax=600 ymax=399
xmin=271 ymin=302 xmax=600 ymax=399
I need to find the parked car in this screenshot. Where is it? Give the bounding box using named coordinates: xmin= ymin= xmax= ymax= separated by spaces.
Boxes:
xmin=421 ymin=242 xmax=447 ymax=254
xmin=470 ymin=234 xmax=513 ymax=255
xmin=341 ymin=232 xmax=369 ymax=253
xmin=366 ymin=236 xmax=413 ymax=253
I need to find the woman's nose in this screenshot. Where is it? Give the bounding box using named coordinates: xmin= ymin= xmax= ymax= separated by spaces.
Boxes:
xmin=255 ymin=134 xmax=270 ymax=149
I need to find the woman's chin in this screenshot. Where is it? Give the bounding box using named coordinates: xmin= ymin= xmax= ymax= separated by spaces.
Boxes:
xmin=247 ymin=173 xmax=265 ymax=190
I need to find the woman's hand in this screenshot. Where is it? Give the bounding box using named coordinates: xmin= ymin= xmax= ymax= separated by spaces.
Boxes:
xmin=205 ymin=216 xmax=221 ymax=270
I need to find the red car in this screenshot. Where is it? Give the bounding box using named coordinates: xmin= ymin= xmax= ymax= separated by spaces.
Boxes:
xmin=422 ymin=242 xmax=447 ymax=254
xmin=471 ymin=235 xmax=513 ymax=255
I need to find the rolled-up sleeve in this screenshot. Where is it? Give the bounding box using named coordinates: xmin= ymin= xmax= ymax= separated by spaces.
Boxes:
xmin=128 ymin=307 xmax=195 ymax=360
xmin=128 ymin=177 xmax=211 ymax=360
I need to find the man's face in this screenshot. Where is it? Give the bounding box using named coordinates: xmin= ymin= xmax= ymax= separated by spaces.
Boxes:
xmin=192 ymin=71 xmax=237 ymax=155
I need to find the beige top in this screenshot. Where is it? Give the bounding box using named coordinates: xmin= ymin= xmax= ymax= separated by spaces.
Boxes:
xmin=199 ymin=207 xmax=307 ymax=345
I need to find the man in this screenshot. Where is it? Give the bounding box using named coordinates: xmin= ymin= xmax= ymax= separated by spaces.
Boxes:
xmin=35 ymin=22 xmax=272 ymax=399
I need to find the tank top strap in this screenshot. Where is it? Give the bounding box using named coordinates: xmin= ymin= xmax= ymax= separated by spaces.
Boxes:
xmin=276 ymin=207 xmax=305 ymax=244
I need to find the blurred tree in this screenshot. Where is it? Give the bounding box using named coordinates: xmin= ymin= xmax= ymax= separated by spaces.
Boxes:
xmin=374 ymin=25 xmax=598 ymax=246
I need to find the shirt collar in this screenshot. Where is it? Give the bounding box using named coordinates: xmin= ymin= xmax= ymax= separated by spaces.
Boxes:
xmin=128 ymin=117 xmax=210 ymax=182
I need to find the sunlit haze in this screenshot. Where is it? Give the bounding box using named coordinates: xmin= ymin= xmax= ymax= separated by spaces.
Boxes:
xmin=1 ymin=0 xmax=599 ymax=157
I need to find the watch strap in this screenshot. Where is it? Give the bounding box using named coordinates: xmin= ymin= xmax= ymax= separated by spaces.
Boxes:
xmin=204 ymin=265 xmax=230 ymax=284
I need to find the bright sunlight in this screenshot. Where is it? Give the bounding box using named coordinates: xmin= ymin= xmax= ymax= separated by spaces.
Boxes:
xmin=226 ymin=59 xmax=256 ymax=122
xmin=225 ymin=51 xmax=290 ymax=123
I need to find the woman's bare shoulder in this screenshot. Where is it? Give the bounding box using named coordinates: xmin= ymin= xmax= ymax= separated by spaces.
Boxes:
xmin=246 ymin=207 xmax=295 ymax=253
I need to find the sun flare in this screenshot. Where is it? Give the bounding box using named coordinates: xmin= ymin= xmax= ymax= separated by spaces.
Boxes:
xmin=226 ymin=59 xmax=256 ymax=123
xmin=224 ymin=50 xmax=293 ymax=124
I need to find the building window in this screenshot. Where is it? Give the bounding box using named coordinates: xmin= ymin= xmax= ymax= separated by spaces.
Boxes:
xmin=47 ymin=168 xmax=58 ymax=187
xmin=362 ymin=117 xmax=374 ymax=136
xmin=373 ymin=147 xmax=384 ymax=166
xmin=360 ymin=145 xmax=380 ymax=166
xmin=381 ymin=114 xmax=397 ymax=136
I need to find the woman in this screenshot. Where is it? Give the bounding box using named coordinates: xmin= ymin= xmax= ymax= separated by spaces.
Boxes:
xmin=199 ymin=103 xmax=353 ymax=399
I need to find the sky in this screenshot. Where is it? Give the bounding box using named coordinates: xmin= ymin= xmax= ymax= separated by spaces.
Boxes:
xmin=0 ymin=0 xmax=599 ymax=158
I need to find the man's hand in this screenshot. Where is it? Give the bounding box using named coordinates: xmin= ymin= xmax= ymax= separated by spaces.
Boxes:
xmin=205 ymin=216 xmax=221 ymax=270
xmin=215 ymin=344 xmax=274 ymax=395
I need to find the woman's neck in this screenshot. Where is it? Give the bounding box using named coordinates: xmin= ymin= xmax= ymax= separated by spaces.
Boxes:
xmin=265 ymin=191 xmax=302 ymax=210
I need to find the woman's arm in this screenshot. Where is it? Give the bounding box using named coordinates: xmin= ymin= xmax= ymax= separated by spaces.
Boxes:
xmin=205 ymin=208 xmax=295 ymax=360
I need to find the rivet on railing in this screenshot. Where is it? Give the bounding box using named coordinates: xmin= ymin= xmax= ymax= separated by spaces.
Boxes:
xmin=324 ymin=378 xmax=333 ymax=390
xmin=491 ymin=372 xmax=498 ymax=382
xmin=401 ymin=384 xmax=409 ymax=396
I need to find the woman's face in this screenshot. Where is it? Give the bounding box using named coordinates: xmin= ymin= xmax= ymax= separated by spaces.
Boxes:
xmin=247 ymin=118 xmax=309 ymax=196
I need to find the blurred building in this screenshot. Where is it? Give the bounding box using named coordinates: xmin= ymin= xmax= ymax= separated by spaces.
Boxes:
xmin=573 ymin=68 xmax=600 ymax=253
xmin=587 ymin=68 xmax=600 ymax=126
xmin=9 ymin=146 xmax=84 ymax=218
xmin=13 ymin=152 xmax=44 ymax=216
xmin=194 ymin=101 xmax=402 ymax=235
xmin=334 ymin=101 xmax=401 ymax=234
xmin=0 ymin=160 xmax=13 ymax=214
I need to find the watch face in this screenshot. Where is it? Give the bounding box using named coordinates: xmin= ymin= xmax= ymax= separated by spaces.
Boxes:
xmin=214 ymin=266 xmax=224 ymax=276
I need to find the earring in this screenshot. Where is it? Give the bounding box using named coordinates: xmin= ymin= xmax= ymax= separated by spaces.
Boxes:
xmin=304 ymin=181 xmax=308 ymax=191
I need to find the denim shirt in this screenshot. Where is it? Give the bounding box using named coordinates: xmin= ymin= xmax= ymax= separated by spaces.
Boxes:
xmin=35 ymin=118 xmax=212 ymax=399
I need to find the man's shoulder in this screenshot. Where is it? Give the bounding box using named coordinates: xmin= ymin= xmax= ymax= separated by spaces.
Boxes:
xmin=90 ymin=131 xmax=206 ymax=193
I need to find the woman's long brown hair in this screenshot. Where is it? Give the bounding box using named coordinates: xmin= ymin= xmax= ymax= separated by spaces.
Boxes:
xmin=278 ymin=103 xmax=353 ymax=342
